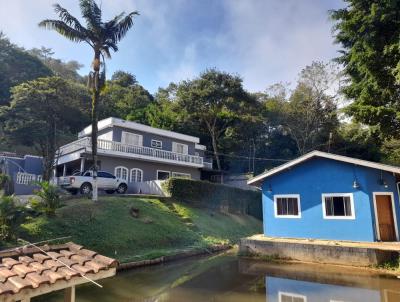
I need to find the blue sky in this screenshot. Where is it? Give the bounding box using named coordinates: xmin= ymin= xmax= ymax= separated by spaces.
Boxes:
xmin=0 ymin=0 xmax=344 ymax=93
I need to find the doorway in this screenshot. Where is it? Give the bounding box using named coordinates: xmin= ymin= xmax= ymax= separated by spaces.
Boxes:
xmin=373 ymin=193 xmax=398 ymax=241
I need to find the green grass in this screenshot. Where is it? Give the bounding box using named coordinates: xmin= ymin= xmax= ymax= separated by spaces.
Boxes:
xmin=19 ymin=197 xmax=262 ymax=263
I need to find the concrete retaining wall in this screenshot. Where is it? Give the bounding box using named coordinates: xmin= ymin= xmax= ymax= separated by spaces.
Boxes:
xmin=239 ymin=237 xmax=399 ymax=266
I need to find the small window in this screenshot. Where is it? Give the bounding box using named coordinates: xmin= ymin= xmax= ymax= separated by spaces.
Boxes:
xmin=121 ymin=131 xmax=142 ymax=146
xmin=274 ymin=195 xmax=301 ymax=218
xmin=172 ymin=172 xmax=191 ymax=179
xmin=279 ymin=292 xmax=306 ymax=302
xmin=130 ymin=168 xmax=143 ymax=182
xmin=115 ymin=166 xmax=128 ymax=181
xmin=151 ymin=139 xmax=162 ymax=149
xmin=322 ymin=193 xmax=354 ymax=219
xmin=157 ymin=170 xmax=170 ymax=180
xmin=172 ymin=142 xmax=188 ymax=154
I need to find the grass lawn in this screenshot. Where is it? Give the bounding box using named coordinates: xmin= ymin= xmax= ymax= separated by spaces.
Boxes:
xmin=19 ymin=196 xmax=262 ymax=263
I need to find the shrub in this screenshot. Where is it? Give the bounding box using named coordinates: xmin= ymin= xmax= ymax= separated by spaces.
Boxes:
xmin=32 ymin=181 xmax=61 ymax=216
xmin=0 ymin=195 xmax=23 ymax=240
xmin=163 ymin=178 xmax=262 ymax=220
xmin=0 ymin=173 xmax=13 ymax=196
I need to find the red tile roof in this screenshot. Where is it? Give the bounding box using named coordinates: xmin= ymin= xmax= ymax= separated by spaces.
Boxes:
xmin=0 ymin=242 xmax=117 ymax=298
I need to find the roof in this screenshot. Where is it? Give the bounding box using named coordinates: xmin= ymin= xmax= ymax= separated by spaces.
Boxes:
xmin=0 ymin=242 xmax=117 ymax=301
xmin=248 ymin=150 xmax=400 ymax=186
xmin=78 ymin=117 xmax=200 ymax=144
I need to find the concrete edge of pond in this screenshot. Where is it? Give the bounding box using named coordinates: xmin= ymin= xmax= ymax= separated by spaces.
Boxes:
xmin=239 ymin=235 xmax=400 ymax=273
xmin=117 ymin=244 xmax=232 ymax=271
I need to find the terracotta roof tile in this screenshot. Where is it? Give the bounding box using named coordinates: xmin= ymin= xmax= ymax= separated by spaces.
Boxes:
xmin=0 ymin=242 xmax=117 ymax=298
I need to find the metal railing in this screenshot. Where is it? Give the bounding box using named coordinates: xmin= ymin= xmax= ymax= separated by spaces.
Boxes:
xmin=16 ymin=172 xmax=42 ymax=185
xmin=58 ymin=138 xmax=205 ymax=166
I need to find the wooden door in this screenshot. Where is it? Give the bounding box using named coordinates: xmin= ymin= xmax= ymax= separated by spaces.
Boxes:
xmin=375 ymin=195 xmax=397 ymax=241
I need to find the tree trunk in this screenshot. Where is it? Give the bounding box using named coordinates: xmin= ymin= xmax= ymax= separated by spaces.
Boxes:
xmin=210 ymin=130 xmax=223 ymax=183
xmin=91 ymin=51 xmax=101 ymax=202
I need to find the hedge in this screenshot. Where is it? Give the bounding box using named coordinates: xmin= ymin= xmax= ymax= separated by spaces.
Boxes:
xmin=163 ymin=178 xmax=262 ymax=220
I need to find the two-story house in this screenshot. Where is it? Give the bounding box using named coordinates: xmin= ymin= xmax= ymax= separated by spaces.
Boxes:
xmin=56 ymin=117 xmax=213 ymax=193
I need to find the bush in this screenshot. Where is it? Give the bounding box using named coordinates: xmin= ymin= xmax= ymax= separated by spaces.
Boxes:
xmin=163 ymin=178 xmax=262 ymax=220
xmin=0 ymin=195 xmax=23 ymax=240
xmin=0 ymin=173 xmax=13 ymax=196
xmin=32 ymin=181 xmax=61 ymax=216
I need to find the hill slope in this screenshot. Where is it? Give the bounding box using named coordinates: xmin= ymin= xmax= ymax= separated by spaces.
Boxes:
xmin=20 ymin=197 xmax=262 ymax=263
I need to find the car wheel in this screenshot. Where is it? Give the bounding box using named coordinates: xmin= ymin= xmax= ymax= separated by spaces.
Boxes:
xmin=117 ymin=183 xmax=127 ymax=194
xmin=80 ymin=183 xmax=92 ymax=195
xmin=105 ymin=190 xmax=115 ymax=194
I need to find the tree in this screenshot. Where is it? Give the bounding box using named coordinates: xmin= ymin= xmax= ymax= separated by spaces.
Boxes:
xmin=40 ymin=0 xmax=138 ymax=201
xmin=0 ymin=33 xmax=51 ymax=105
xmin=29 ymin=46 xmax=84 ymax=82
xmin=276 ymin=62 xmax=340 ymax=155
xmin=331 ymin=1 xmax=400 ymax=138
xmin=100 ymin=71 xmax=153 ymax=123
xmin=176 ymin=69 xmax=255 ymax=171
xmin=0 ymin=77 xmax=90 ymax=180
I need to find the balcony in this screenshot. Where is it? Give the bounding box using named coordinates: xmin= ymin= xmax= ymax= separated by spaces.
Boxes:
xmin=58 ymin=137 xmax=206 ymax=168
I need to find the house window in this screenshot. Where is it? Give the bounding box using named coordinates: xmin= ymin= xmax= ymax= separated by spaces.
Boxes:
xmin=172 ymin=142 xmax=188 ymax=154
xmin=115 ymin=166 xmax=128 ymax=181
xmin=172 ymin=172 xmax=191 ymax=179
xmin=157 ymin=170 xmax=170 ymax=180
xmin=279 ymin=292 xmax=306 ymax=302
xmin=151 ymin=139 xmax=162 ymax=149
xmin=322 ymin=193 xmax=355 ymax=219
xmin=121 ymin=131 xmax=142 ymax=146
xmin=130 ymin=168 xmax=143 ymax=182
xmin=274 ymin=194 xmax=301 ymax=218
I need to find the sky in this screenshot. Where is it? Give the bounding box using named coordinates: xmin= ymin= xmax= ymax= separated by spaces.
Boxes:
xmin=0 ymin=0 xmax=344 ymax=94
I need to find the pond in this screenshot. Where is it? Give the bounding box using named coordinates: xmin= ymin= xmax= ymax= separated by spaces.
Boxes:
xmin=35 ymin=252 xmax=400 ymax=302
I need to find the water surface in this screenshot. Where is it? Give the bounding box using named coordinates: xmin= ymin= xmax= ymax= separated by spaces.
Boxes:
xmin=35 ymin=253 xmax=400 ymax=301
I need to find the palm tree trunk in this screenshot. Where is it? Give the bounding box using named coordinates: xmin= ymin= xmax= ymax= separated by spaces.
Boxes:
xmin=91 ymin=51 xmax=100 ymax=202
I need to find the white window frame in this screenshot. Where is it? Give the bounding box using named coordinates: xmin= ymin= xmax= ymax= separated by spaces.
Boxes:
xmin=322 ymin=193 xmax=355 ymax=220
xmin=157 ymin=170 xmax=171 ymax=180
xmin=114 ymin=166 xmax=129 ymax=181
xmin=172 ymin=172 xmax=191 ymax=179
xmin=172 ymin=142 xmax=188 ymax=154
xmin=278 ymin=291 xmax=307 ymax=302
xmin=372 ymin=192 xmax=399 ymax=241
xmin=121 ymin=131 xmax=143 ymax=146
xmin=130 ymin=168 xmax=143 ymax=182
xmin=274 ymin=194 xmax=301 ymax=218
xmin=151 ymin=139 xmax=162 ymax=149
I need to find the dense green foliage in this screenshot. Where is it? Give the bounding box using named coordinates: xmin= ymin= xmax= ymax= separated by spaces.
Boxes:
xmin=331 ymin=1 xmax=400 ymax=138
xmin=163 ymin=178 xmax=262 ymax=220
xmin=20 ymin=197 xmax=262 ymax=263
xmin=0 ymin=77 xmax=90 ymax=179
xmin=0 ymin=195 xmax=23 ymax=241
xmin=31 ymin=181 xmax=62 ymax=216
xmin=0 ymin=33 xmax=52 ymax=106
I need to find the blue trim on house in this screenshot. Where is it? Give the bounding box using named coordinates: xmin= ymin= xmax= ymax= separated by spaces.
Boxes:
xmin=261 ymin=157 xmax=400 ymax=241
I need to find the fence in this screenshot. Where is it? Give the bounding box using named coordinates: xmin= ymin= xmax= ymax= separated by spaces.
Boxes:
xmin=16 ymin=172 xmax=42 ymax=185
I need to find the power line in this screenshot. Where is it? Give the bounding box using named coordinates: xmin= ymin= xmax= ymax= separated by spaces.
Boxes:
xmin=204 ymin=150 xmax=291 ymax=162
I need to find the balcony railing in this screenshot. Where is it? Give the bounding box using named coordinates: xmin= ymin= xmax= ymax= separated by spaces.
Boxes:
xmin=58 ymin=137 xmax=205 ymax=166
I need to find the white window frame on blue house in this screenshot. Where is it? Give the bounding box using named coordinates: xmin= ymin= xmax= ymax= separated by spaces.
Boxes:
xmin=278 ymin=291 xmax=307 ymax=302
xmin=274 ymin=194 xmax=301 ymax=218
xmin=321 ymin=193 xmax=355 ymax=220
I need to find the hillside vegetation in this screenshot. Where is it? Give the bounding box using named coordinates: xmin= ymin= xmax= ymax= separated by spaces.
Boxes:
xmin=20 ymin=197 xmax=262 ymax=263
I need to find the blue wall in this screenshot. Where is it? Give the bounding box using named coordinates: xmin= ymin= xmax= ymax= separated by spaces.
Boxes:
xmin=262 ymin=157 xmax=400 ymax=241
xmin=266 ymin=277 xmax=380 ymax=302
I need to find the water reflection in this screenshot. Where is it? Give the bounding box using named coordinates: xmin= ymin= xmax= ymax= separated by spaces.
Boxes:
xmin=34 ymin=253 xmax=400 ymax=302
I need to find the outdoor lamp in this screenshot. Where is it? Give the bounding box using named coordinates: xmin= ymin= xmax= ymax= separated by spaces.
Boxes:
xmin=352 ymin=180 xmax=360 ymax=189
xmin=267 ymin=184 xmax=272 ymax=193
xmin=379 ymin=171 xmax=389 ymax=188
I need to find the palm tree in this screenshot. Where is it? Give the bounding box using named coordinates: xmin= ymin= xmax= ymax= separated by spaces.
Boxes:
xmin=39 ymin=0 xmax=138 ymax=201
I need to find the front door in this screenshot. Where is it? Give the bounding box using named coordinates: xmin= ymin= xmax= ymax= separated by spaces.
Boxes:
xmin=375 ymin=194 xmax=397 ymax=241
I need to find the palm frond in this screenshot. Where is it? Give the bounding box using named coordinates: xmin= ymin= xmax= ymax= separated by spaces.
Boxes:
xmin=79 ymin=0 xmax=102 ymax=30
xmin=39 ymin=20 xmax=86 ymax=43
xmin=111 ymin=11 xmax=139 ymax=42
xmin=53 ymin=4 xmax=87 ymax=34
xmin=100 ymin=47 xmax=111 ymax=59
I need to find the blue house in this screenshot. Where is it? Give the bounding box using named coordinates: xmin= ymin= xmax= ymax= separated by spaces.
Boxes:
xmin=248 ymin=151 xmax=400 ymax=242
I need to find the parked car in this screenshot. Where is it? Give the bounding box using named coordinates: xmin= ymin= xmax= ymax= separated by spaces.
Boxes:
xmin=58 ymin=170 xmax=128 ymax=195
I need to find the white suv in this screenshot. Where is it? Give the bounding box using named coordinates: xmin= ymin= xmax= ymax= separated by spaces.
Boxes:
xmin=59 ymin=170 xmax=128 ymax=195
